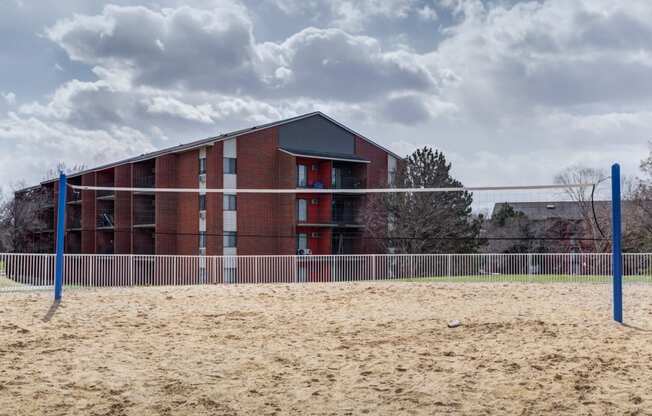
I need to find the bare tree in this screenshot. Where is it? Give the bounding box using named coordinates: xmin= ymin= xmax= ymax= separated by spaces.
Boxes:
xmin=623 ymin=144 xmax=652 ymax=251
xmin=0 ymin=183 xmax=52 ymax=253
xmin=0 ymin=162 xmax=85 ymax=253
xmin=554 ymin=165 xmax=610 ymax=252
xmin=363 ymin=147 xmax=482 ymax=254
xmin=43 ymin=162 xmax=87 ymax=181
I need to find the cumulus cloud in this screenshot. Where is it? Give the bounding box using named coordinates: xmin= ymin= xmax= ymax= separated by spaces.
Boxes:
xmin=47 ymin=5 xmax=438 ymax=102
xmin=417 ymin=5 xmax=438 ymax=21
xmin=1 ymin=92 xmax=16 ymax=105
xmin=267 ymin=27 xmax=438 ymax=101
xmin=430 ymin=0 xmax=652 ymax=116
xmin=269 ymin=0 xmax=421 ymax=31
xmin=0 ymin=111 xmax=154 ymax=185
xmin=47 ymin=4 xmax=263 ymax=93
xmin=380 ymin=93 xmax=456 ymax=125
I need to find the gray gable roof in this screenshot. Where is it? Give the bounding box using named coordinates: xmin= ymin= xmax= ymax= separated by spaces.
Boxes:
xmin=38 ymin=111 xmax=401 ymax=185
xmin=492 ymin=201 xmax=611 ymax=221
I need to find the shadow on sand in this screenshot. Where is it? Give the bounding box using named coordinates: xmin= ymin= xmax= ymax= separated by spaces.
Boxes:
xmin=622 ymin=322 xmax=652 ymax=332
xmin=42 ymin=300 xmax=61 ymax=323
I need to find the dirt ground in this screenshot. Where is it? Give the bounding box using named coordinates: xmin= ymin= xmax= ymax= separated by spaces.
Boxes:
xmin=1 ymin=282 xmax=652 ymax=416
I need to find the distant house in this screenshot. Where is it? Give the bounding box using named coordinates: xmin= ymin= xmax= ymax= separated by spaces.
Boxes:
xmin=485 ymin=201 xmax=612 ymax=253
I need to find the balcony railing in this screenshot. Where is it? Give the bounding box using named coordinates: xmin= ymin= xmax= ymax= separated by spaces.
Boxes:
xmin=97 ymin=189 xmax=115 ymax=198
xmin=332 ymin=209 xmax=361 ymax=225
xmin=332 ymin=176 xmax=364 ymax=189
xmin=68 ymin=190 xmax=82 ymax=203
xmin=134 ymin=175 xmax=155 ymax=188
xmin=296 ymin=210 xmax=361 ymax=225
xmin=134 ymin=209 xmax=155 ymax=226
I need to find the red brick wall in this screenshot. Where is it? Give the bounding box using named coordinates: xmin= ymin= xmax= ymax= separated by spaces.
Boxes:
xmin=81 ymin=172 xmax=96 ymax=253
xmin=155 ymin=155 xmax=177 ymax=254
xmin=277 ymin=150 xmax=297 ymax=254
xmin=237 ymin=128 xmax=281 ymax=255
xmin=206 ymin=142 xmax=223 ymax=255
xmin=114 ymin=164 xmax=132 ymax=254
xmin=355 ymin=137 xmax=389 ymax=253
xmin=175 ymin=150 xmax=199 ymax=255
xmin=355 ymin=137 xmax=388 ymax=188
xmin=133 ymin=229 xmax=154 ymax=255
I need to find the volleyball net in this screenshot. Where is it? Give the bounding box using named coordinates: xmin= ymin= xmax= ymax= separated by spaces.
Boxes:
xmin=60 ymin=180 xmax=611 ymax=257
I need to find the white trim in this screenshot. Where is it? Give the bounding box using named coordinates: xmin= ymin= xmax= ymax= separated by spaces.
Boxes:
xmin=278 ymin=148 xmax=371 ymax=163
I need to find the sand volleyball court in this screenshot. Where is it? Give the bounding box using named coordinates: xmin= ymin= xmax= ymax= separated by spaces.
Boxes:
xmin=1 ymin=282 xmax=652 ymax=415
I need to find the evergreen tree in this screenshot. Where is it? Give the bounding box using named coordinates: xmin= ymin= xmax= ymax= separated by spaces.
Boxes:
xmin=364 ymin=147 xmax=482 ymax=254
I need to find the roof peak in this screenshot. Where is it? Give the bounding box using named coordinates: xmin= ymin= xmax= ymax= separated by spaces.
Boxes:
xmin=35 ymin=111 xmax=399 ymax=186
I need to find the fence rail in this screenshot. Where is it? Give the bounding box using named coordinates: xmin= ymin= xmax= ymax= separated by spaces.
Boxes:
xmin=1 ymin=253 xmax=651 ymax=292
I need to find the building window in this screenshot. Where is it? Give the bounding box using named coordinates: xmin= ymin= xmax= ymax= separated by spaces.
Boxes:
xmin=199 ymin=194 xmax=206 ymax=211
xmin=199 ymin=232 xmax=206 ymax=249
xmin=297 ymin=233 xmax=308 ymax=250
xmin=199 ymin=157 xmax=207 ymax=175
xmin=297 ymin=199 xmax=307 ymax=222
xmin=223 ymin=194 xmax=237 ymax=211
xmin=224 ymin=231 xmax=237 ymax=248
xmin=224 ymin=157 xmax=237 ymax=174
xmin=297 ymin=164 xmax=307 ymax=187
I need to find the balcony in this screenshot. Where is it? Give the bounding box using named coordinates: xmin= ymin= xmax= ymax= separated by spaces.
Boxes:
xmin=332 ymin=209 xmax=361 ymax=225
xmin=296 ymin=209 xmax=362 ymax=227
xmin=97 ymin=210 xmax=115 ymax=229
xmin=134 ymin=175 xmax=155 ymax=189
xmin=134 ymin=208 xmax=155 ymax=227
xmin=67 ymin=190 xmax=82 ymax=204
xmin=67 ymin=216 xmax=81 ymax=230
xmin=332 ymin=176 xmax=364 ymax=190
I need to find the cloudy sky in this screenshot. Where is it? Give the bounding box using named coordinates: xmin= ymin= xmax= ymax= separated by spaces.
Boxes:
xmin=0 ymin=0 xmax=649 ymax=191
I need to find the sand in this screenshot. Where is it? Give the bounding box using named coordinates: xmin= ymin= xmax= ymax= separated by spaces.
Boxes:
xmin=1 ymin=282 xmax=652 ymax=415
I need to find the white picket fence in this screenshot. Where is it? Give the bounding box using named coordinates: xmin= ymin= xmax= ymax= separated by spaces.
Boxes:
xmin=1 ymin=252 xmax=651 ymax=292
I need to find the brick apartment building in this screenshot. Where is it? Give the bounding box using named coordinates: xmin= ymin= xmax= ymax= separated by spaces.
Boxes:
xmin=19 ymin=112 xmax=400 ymax=256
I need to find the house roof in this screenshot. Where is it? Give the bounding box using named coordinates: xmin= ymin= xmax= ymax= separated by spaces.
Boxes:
xmin=492 ymin=201 xmax=611 ymax=221
xmin=37 ymin=111 xmax=401 ymax=186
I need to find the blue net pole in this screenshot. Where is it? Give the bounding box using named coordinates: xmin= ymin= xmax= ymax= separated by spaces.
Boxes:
xmin=611 ymin=163 xmax=622 ymax=323
xmin=54 ymin=171 xmax=67 ymax=301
